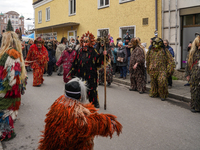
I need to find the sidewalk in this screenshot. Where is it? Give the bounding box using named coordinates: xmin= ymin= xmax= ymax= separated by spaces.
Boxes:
xmin=113 ymin=73 xmax=191 ymax=102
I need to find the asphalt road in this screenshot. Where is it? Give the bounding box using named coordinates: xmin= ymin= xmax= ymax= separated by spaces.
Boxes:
xmin=2 ymin=72 xmax=200 ymax=150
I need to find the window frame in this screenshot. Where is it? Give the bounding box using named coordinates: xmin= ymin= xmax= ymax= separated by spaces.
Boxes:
xmin=119 ymin=0 xmax=134 ymax=4
xmin=183 ymin=13 xmax=200 ymax=28
xmin=119 ymin=25 xmax=136 ymax=39
xmin=98 ymin=0 xmax=110 ymax=9
xmin=69 ymin=0 xmax=76 ymax=16
xmin=38 ymin=10 xmax=42 ymax=24
xmin=97 ymin=28 xmax=110 ymax=37
xmin=46 ymin=7 xmax=50 ymax=22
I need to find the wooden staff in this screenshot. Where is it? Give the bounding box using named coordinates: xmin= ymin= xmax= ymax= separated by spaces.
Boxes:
xmin=104 ymin=41 xmax=107 ymax=110
xmin=103 ymin=31 xmax=108 ymax=110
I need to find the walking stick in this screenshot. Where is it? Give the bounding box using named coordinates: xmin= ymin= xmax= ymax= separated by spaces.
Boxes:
xmin=103 ymin=30 xmax=108 ymax=110
xmin=104 ymin=41 xmax=107 ymax=110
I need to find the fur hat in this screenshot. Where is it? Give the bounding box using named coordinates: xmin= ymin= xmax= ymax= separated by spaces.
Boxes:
xmin=65 ymin=77 xmax=87 ymax=102
xmin=34 ymin=37 xmax=44 ymax=45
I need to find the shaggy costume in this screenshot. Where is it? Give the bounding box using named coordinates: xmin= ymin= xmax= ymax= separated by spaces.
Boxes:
xmin=56 ymin=43 xmax=65 ymax=75
xmin=146 ymin=37 xmax=175 ymax=100
xmin=0 ymin=48 xmax=26 ymax=140
xmin=129 ymin=44 xmax=146 ymax=93
xmin=68 ymin=32 xmax=108 ymax=108
xmin=26 ymin=38 xmax=49 ymax=86
xmin=96 ymin=37 xmax=113 ymax=85
xmin=38 ymin=78 xmax=122 ymax=150
xmin=185 ymin=35 xmax=200 ymax=112
xmin=56 ymin=44 xmax=76 ymax=83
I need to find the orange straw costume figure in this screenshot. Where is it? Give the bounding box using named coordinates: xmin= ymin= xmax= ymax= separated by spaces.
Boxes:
xmin=26 ymin=37 xmax=49 ymax=87
xmin=38 ymin=78 xmax=122 ymax=150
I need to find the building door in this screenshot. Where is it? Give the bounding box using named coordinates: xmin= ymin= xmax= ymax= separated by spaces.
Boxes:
xmin=181 ymin=13 xmax=200 ymax=68
xmin=68 ymin=30 xmax=76 ymax=41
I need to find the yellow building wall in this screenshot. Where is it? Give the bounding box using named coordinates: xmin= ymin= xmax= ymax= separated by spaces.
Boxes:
xmin=34 ymin=0 xmax=162 ymax=47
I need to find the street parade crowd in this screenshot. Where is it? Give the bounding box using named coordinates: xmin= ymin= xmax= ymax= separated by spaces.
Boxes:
xmin=0 ymin=28 xmax=199 ymax=149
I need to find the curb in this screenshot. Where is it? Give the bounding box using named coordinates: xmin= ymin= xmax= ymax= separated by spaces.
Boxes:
xmin=113 ymin=78 xmax=190 ymax=103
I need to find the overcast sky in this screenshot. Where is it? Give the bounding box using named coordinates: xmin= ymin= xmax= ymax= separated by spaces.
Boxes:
xmin=0 ymin=0 xmax=34 ymax=29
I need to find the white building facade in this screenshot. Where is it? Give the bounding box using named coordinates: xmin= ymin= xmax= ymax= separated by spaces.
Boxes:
xmin=162 ymin=0 xmax=200 ymax=69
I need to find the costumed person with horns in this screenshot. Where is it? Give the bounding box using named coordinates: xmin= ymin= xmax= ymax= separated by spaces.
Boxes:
xmin=0 ymin=31 xmax=27 ymax=141
xmin=129 ymin=37 xmax=146 ymax=94
xmin=146 ymin=37 xmax=175 ymax=101
xmin=38 ymin=77 xmax=122 ymax=150
xmin=185 ymin=34 xmax=200 ymax=112
xmin=25 ymin=37 xmax=49 ymax=87
xmin=67 ymin=31 xmax=108 ymax=108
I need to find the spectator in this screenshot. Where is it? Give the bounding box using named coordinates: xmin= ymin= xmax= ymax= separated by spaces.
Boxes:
xmin=111 ymin=42 xmax=117 ymax=77
xmin=124 ymin=31 xmax=131 ymax=76
xmin=148 ymin=38 xmax=154 ymax=50
xmin=0 ymin=30 xmax=5 ymax=48
xmin=117 ymin=41 xmax=127 ymax=79
xmin=141 ymin=43 xmax=150 ymax=83
xmin=26 ymin=39 xmax=33 ymax=72
xmin=76 ymin=36 xmax=79 ymax=45
xmin=164 ymin=39 xmax=174 ymax=89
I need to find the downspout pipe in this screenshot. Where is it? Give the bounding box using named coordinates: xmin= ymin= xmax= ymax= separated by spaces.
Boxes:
xmin=175 ymin=0 xmax=178 ymax=66
xmin=155 ymin=0 xmax=158 ymax=37
xmin=162 ymin=0 xmax=164 ymax=39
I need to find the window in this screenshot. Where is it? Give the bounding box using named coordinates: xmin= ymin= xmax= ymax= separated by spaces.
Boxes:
xmin=38 ymin=11 xmax=42 ymax=23
xmin=12 ymin=15 xmax=14 ymax=18
xmin=12 ymin=20 xmax=14 ymax=24
xmin=98 ymin=0 xmax=109 ymax=9
xmin=69 ymin=0 xmax=76 ymax=15
xmin=36 ymin=32 xmax=57 ymax=40
xmin=16 ymin=21 xmax=18 ymax=24
xmin=4 ymin=19 xmax=6 ymax=23
xmin=183 ymin=15 xmax=193 ymax=26
xmin=97 ymin=28 xmax=109 ymax=37
xmin=16 ymin=16 xmax=18 ymax=19
xmin=119 ymin=0 xmax=134 ymax=4
xmin=183 ymin=13 xmax=200 ymax=27
xmin=46 ymin=7 xmax=50 ymax=21
xmin=195 ymin=14 xmax=200 ymax=25
xmin=143 ymin=18 xmax=148 ymax=25
xmin=119 ymin=26 xmax=135 ymax=39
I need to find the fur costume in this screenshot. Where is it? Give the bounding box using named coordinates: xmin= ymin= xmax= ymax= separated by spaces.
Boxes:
xmin=185 ymin=35 xmax=200 ymax=112
xmin=96 ymin=37 xmax=113 ymax=85
xmin=146 ymin=37 xmax=175 ymax=99
xmin=38 ymin=78 xmax=122 ymax=150
xmin=68 ymin=31 xmax=108 ymax=108
xmin=129 ymin=38 xmax=146 ymax=93
xmin=25 ymin=37 xmax=49 ymax=86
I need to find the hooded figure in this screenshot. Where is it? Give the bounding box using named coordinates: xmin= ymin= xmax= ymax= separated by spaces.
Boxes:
xmin=38 ymin=77 xmax=122 ymax=150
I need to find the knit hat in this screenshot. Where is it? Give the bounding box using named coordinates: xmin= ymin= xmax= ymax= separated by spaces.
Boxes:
xmin=65 ymin=77 xmax=87 ymax=102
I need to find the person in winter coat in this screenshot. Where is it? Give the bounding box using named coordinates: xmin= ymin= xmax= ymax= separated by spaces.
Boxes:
xmin=117 ymin=41 xmax=127 ymax=79
xmin=56 ymin=43 xmax=76 ymax=83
